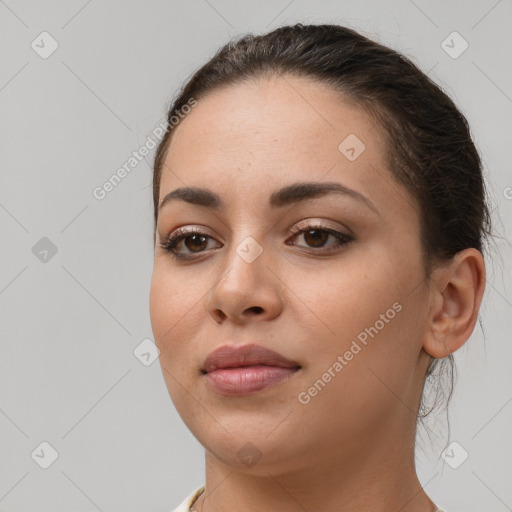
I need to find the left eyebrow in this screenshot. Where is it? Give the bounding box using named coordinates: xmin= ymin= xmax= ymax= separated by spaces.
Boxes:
xmin=269 ymin=181 xmax=379 ymax=215
xmin=159 ymin=181 xmax=379 ymax=216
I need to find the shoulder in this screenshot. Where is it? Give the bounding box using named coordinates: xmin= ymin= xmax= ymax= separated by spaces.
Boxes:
xmin=171 ymin=486 xmax=205 ymax=512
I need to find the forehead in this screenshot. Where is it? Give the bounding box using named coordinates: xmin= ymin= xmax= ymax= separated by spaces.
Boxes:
xmin=169 ymin=76 xmax=384 ymax=152
xmin=159 ymin=75 xmax=392 ymax=208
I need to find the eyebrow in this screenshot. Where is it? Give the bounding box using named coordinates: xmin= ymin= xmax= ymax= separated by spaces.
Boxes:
xmin=159 ymin=181 xmax=379 ymax=215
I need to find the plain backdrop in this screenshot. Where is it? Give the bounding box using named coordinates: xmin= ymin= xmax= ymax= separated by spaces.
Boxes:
xmin=0 ymin=1 xmax=511 ymax=511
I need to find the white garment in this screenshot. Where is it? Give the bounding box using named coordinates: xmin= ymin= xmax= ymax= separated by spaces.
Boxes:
xmin=171 ymin=485 xmax=447 ymax=512
xmin=171 ymin=486 xmax=204 ymax=512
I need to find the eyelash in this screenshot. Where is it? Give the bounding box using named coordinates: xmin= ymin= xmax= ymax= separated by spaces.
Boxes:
xmin=159 ymin=222 xmax=354 ymax=261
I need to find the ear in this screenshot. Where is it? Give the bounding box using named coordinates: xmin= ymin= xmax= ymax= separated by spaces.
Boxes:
xmin=423 ymin=248 xmax=486 ymax=359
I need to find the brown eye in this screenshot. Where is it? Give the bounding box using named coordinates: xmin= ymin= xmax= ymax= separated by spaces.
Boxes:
xmin=160 ymin=228 xmax=222 ymax=260
xmin=286 ymin=223 xmax=353 ymax=253
xmin=302 ymin=229 xmax=329 ymax=248
xmin=183 ymin=233 xmax=209 ymax=252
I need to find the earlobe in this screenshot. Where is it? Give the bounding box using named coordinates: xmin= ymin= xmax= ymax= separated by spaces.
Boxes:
xmin=423 ymin=248 xmax=486 ymax=359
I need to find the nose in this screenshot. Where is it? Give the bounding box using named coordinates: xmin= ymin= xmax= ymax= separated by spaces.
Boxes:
xmin=205 ymin=237 xmax=284 ymax=325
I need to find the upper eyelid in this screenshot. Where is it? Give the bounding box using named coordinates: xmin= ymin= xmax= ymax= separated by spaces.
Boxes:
xmin=290 ymin=219 xmax=353 ymax=236
xmin=163 ymin=225 xmax=215 ymax=240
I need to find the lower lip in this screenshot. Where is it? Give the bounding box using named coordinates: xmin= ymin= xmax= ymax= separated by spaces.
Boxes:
xmin=204 ymin=365 xmax=300 ymax=396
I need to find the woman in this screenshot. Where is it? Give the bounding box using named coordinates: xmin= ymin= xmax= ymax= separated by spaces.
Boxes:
xmin=149 ymin=23 xmax=490 ymax=512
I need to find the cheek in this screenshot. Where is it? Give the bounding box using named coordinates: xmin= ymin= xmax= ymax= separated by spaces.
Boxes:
xmin=149 ymin=268 xmax=201 ymax=409
xmin=149 ymin=270 xmax=175 ymax=343
xmin=288 ymin=253 xmax=422 ymax=397
xmin=149 ymin=265 xmax=204 ymax=370
xmin=287 ymin=254 xmax=397 ymax=348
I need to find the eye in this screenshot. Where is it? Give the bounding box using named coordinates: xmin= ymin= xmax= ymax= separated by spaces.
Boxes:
xmin=286 ymin=221 xmax=353 ymax=253
xmin=159 ymin=227 xmax=222 ymax=260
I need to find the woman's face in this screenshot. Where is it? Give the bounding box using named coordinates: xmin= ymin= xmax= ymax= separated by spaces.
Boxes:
xmin=149 ymin=75 xmax=433 ymax=473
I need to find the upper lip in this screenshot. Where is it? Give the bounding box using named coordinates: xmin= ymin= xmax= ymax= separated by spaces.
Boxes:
xmin=201 ymin=343 xmax=301 ymax=373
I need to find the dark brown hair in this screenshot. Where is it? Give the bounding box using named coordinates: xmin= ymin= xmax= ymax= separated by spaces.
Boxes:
xmin=152 ymin=23 xmax=491 ymax=431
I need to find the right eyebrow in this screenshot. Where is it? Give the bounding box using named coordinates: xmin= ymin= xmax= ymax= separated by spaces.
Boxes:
xmin=159 ymin=186 xmax=221 ymax=210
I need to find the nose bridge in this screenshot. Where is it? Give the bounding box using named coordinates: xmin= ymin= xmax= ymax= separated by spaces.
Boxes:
xmin=221 ymin=232 xmax=268 ymax=291
xmin=222 ymin=214 xmax=269 ymax=271
xmin=206 ymin=227 xmax=283 ymax=323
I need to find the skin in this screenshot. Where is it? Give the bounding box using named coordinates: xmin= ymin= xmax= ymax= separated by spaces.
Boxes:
xmin=149 ymin=75 xmax=486 ymax=512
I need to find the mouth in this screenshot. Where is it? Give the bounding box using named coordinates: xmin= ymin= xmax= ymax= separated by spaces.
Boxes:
xmin=201 ymin=343 xmax=301 ymax=396
xmin=201 ymin=342 xmax=300 ymax=372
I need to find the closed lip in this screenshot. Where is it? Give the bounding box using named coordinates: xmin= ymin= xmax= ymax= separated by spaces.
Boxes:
xmin=201 ymin=343 xmax=301 ymax=374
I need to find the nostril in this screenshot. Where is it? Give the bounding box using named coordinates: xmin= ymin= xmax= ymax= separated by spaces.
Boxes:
xmin=207 ymin=309 xmax=226 ymax=323
xmin=249 ymin=306 xmax=264 ymax=314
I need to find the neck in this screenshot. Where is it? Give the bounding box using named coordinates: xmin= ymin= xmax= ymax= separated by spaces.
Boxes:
xmin=192 ymin=421 xmax=437 ymax=512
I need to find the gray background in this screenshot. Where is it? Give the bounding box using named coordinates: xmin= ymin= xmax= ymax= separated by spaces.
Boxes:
xmin=0 ymin=1 xmax=510 ymax=511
